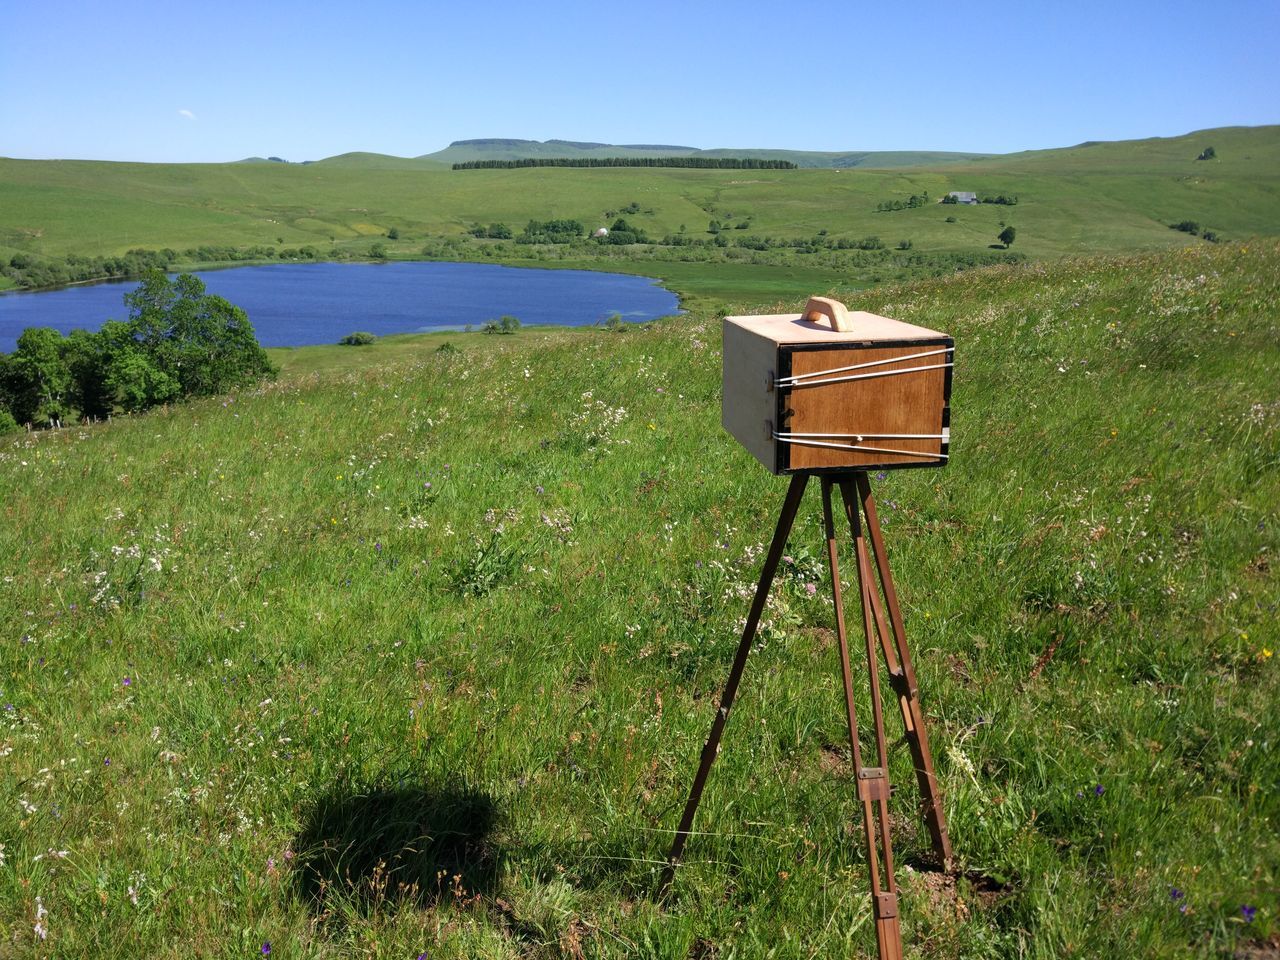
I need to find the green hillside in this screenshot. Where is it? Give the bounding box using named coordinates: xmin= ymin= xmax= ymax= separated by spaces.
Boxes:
xmin=314 ymin=152 xmax=448 ymax=170
xmin=2 ymin=243 xmax=1277 ymax=957
xmin=0 ymin=126 xmax=1277 ymax=302
xmin=419 ymin=138 xmax=993 ymax=169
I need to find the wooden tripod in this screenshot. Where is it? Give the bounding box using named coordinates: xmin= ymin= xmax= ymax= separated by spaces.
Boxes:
xmin=661 ymin=472 xmax=952 ymax=960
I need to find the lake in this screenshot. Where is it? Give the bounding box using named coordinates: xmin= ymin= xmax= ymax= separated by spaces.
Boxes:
xmin=0 ymin=261 xmax=682 ymax=352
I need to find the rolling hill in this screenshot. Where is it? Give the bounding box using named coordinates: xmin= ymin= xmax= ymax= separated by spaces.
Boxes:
xmin=0 ymin=125 xmax=1277 ymax=300
xmin=415 ymin=138 xmax=993 ymax=169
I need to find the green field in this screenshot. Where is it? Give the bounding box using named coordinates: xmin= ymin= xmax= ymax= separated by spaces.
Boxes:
xmin=2 ymin=125 xmax=1278 ymax=303
xmin=2 ymin=241 xmax=1277 ymax=957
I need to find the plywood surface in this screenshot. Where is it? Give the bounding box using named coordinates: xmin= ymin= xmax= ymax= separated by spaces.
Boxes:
xmin=721 ymin=318 xmax=780 ymax=470
xmin=725 ymin=312 xmax=947 ymax=345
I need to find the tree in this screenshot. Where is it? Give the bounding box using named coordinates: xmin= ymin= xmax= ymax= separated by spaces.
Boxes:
xmin=105 ymin=349 xmax=180 ymax=413
xmin=1197 ymin=146 xmax=1216 ymax=161
xmin=605 ymin=218 xmax=648 ymax=244
xmin=998 ymin=226 xmax=1017 ymax=248
xmin=4 ymin=327 xmax=72 ymax=425
xmin=123 ymin=271 xmax=274 ymax=398
xmin=386 ymin=227 xmax=400 ymax=240
xmin=60 ymin=328 xmax=114 ymax=419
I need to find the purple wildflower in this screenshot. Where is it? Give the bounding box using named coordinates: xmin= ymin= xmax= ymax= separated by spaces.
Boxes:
xmin=1170 ymin=888 xmax=1183 ymax=901
xmin=122 ymin=677 xmax=131 ymax=686
xmin=262 ymin=943 xmax=271 ymax=955
xmin=1094 ymin=784 xmax=1104 ymax=796
xmin=1241 ymin=905 xmax=1257 ymax=924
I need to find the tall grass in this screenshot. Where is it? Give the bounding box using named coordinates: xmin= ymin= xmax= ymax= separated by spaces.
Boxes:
xmin=1 ymin=242 xmax=1276 ymax=957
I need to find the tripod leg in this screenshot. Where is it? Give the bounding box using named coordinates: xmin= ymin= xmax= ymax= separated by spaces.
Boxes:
xmin=823 ymin=480 xmax=903 ymax=960
xmin=853 ymin=473 xmax=953 ymax=868
xmin=660 ymin=472 xmax=809 ymax=893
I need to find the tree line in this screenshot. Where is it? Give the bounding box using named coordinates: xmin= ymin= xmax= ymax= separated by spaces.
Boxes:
xmin=876 ymin=192 xmax=930 ymax=212
xmin=4 ymin=244 xmax=326 ymax=292
xmin=452 ymin=157 xmax=797 ymax=170
xmin=0 ymin=271 xmax=274 ymax=433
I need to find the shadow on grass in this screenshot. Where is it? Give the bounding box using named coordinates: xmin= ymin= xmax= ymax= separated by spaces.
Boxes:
xmin=294 ymin=779 xmax=502 ymax=914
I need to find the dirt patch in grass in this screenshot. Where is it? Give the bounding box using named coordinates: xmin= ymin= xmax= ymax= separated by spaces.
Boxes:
xmin=1235 ymin=936 xmax=1280 ymax=960
xmin=905 ymin=862 xmax=1011 ymax=921
xmin=802 ymin=626 xmax=837 ymax=652
xmin=818 ymin=742 xmax=850 ymax=774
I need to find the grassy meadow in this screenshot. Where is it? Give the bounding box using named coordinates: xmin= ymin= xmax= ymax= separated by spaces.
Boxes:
xmin=1 ymin=240 xmax=1277 ymax=957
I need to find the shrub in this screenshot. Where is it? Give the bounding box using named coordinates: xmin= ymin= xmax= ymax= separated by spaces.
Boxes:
xmin=897 ymin=239 xmax=913 ymax=250
xmin=386 ymin=228 xmax=400 ymax=240
xmin=339 ymin=332 xmax=377 ymax=346
xmin=517 ymin=219 xmax=583 ymax=244
xmin=481 ymin=316 xmax=520 ymax=335
xmin=0 ymin=403 xmax=18 ymax=434
xmin=435 ymin=341 xmax=459 ymax=355
xmin=368 ymin=243 xmax=388 ymax=259
xmin=1171 ymin=221 xmax=1201 ymax=235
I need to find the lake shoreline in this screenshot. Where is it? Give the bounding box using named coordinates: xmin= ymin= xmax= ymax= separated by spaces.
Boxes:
xmin=0 ymin=259 xmax=683 ymax=353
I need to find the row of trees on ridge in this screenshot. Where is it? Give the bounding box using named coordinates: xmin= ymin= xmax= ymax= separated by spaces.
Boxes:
xmin=452 ymin=157 xmax=797 ymax=170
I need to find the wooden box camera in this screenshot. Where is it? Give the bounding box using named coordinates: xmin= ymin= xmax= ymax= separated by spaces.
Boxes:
xmin=722 ymin=302 xmax=953 ymax=475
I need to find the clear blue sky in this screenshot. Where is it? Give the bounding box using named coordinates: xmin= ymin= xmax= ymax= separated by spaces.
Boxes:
xmin=3 ymin=0 xmax=1277 ymax=163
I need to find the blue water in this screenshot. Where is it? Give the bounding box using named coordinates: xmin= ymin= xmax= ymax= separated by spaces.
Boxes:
xmin=0 ymin=261 xmax=681 ymax=352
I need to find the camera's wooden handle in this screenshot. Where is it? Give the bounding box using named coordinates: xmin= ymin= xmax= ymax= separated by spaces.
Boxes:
xmin=800 ymin=296 xmax=854 ymax=333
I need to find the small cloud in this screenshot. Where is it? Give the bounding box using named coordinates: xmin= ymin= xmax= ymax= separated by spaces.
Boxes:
xmin=178 ymin=109 xmax=196 ymax=120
